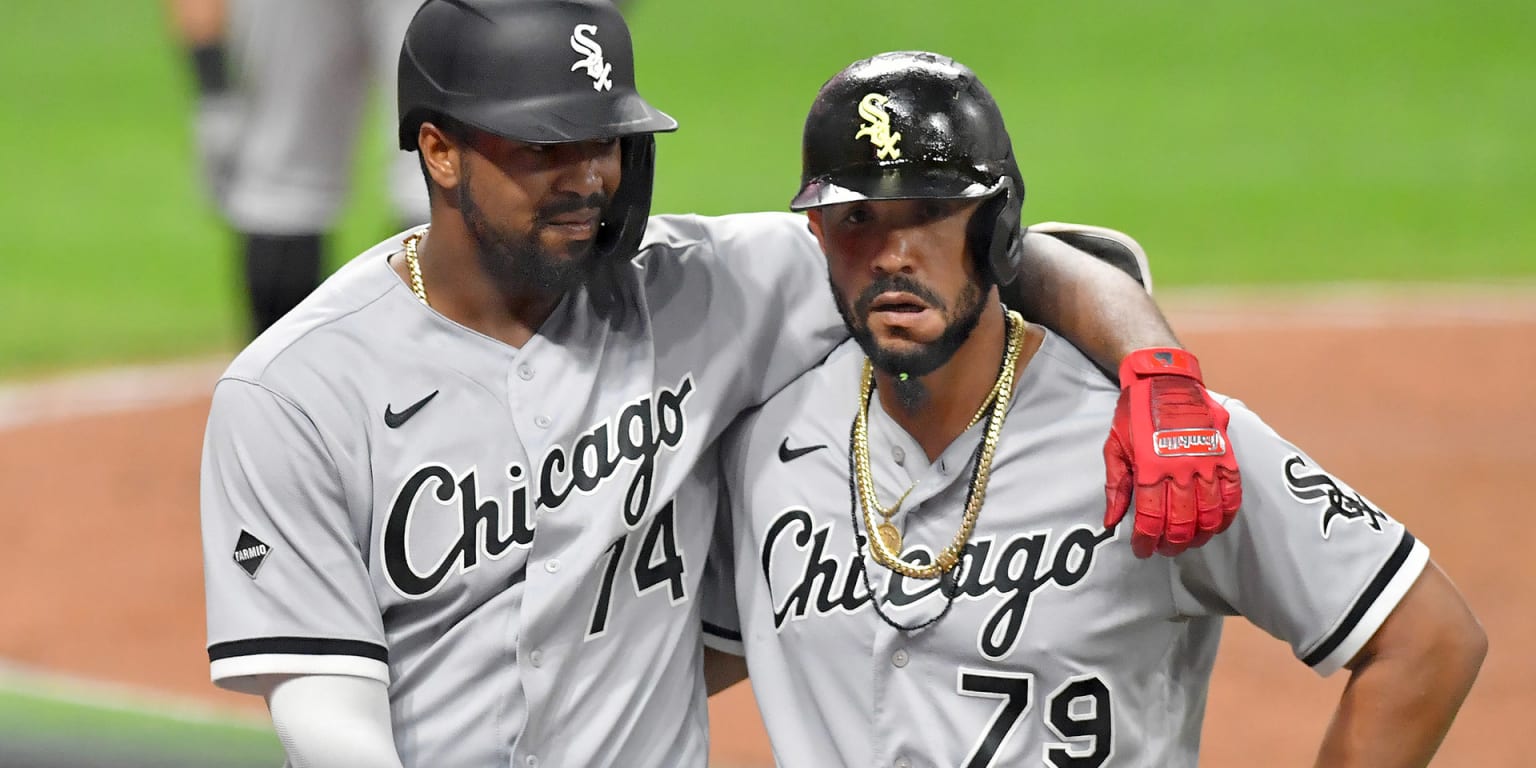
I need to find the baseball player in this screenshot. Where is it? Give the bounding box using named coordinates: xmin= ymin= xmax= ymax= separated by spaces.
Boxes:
xmin=702 ymin=51 xmax=1486 ymax=767
xmin=167 ymin=0 xmax=240 ymax=208
xmin=200 ymin=3 xmax=1246 ymax=766
xmin=186 ymin=0 xmax=432 ymax=337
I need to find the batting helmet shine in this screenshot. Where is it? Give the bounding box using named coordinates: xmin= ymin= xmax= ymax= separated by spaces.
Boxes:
xmin=397 ymin=0 xmax=677 ymax=262
xmin=791 ymin=51 xmax=1026 ymax=285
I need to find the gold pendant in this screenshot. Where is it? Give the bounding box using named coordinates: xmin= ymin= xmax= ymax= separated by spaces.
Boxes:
xmin=876 ymin=522 xmax=903 ymax=554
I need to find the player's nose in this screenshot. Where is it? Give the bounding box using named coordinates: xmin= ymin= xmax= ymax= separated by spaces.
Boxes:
xmin=550 ymin=143 xmax=616 ymax=197
xmin=870 ymin=229 xmax=919 ymax=276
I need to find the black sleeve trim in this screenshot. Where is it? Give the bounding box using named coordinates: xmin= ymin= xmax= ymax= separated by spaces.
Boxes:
xmin=1302 ymin=531 xmax=1416 ymax=667
xmin=702 ymin=621 xmax=742 ymax=643
xmin=208 ymin=637 xmax=389 ymax=663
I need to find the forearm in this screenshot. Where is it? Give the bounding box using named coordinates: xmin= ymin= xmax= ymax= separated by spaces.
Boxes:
xmin=264 ymin=674 xmax=406 ymax=768
xmin=1003 ymin=230 xmax=1180 ymax=371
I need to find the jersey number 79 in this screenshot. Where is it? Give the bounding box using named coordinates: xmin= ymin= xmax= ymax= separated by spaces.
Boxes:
xmin=959 ymin=669 xmax=1113 ymax=768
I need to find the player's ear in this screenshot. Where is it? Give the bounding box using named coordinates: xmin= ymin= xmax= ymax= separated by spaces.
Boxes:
xmin=805 ymin=209 xmax=827 ymax=247
xmin=418 ymin=122 xmax=463 ymax=194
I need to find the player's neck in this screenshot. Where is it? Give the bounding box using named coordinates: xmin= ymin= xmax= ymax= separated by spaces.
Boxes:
xmin=872 ymin=300 xmax=1037 ymax=463
xmin=407 ymin=219 xmax=564 ymax=349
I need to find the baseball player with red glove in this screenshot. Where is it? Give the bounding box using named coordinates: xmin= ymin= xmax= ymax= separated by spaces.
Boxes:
xmin=199 ymin=4 xmax=1250 ymax=767
xmin=703 ymin=50 xmax=1484 ymax=768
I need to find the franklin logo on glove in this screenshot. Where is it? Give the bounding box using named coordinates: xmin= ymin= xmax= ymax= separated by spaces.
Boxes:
xmin=1153 ymin=429 xmax=1226 ymax=457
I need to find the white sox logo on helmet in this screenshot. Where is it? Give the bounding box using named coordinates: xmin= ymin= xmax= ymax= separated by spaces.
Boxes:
xmin=855 ymin=93 xmax=902 ymax=160
xmin=570 ymin=24 xmax=613 ymax=91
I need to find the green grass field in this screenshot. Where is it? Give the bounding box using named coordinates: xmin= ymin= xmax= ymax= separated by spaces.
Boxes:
xmin=0 ymin=685 xmax=281 ymax=766
xmin=2 ymin=0 xmax=1532 ymax=377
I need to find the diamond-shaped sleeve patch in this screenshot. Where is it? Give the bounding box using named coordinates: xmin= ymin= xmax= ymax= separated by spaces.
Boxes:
xmin=232 ymin=530 xmax=273 ymax=579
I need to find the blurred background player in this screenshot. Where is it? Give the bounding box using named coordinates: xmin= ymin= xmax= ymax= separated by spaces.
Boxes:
xmin=168 ymin=0 xmax=431 ymax=338
xmin=167 ymin=0 xmax=239 ymax=208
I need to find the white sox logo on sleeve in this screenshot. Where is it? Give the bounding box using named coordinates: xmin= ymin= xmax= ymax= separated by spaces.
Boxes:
xmin=762 ymin=508 xmax=1116 ymax=659
xmin=1282 ymin=454 xmax=1391 ymax=539
xmin=382 ymin=376 xmax=694 ymax=599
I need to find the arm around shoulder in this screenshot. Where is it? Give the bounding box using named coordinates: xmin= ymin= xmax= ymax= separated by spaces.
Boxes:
xmin=1315 ymin=560 xmax=1487 ymax=767
xmin=1003 ymin=223 xmax=1178 ymax=369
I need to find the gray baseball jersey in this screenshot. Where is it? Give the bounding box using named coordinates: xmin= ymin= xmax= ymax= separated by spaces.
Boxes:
xmin=225 ymin=0 xmax=428 ymax=232
xmin=703 ymin=331 xmax=1428 ymax=768
xmin=201 ymin=212 xmax=843 ymax=767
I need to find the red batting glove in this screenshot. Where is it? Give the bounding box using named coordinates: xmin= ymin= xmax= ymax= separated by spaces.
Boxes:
xmin=1103 ymin=348 xmax=1242 ymax=558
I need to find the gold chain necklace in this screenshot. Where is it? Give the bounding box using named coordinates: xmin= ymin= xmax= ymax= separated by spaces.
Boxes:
xmin=869 ymin=372 xmax=998 ymax=554
xmin=872 ymin=354 xmax=1004 ymax=542
xmin=404 ymin=230 xmax=430 ymax=307
xmin=966 ymin=367 xmax=1006 ymax=428
xmin=853 ymin=309 xmax=1024 ymax=580
xmin=872 ymin=482 xmax=919 ymax=553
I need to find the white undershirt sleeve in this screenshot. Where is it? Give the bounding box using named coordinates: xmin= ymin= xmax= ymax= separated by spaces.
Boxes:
xmin=261 ymin=674 xmax=404 ymax=768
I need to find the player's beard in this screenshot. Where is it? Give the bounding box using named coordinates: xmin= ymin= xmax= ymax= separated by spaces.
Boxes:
xmin=458 ymin=162 xmax=606 ymax=297
xmin=833 ymin=273 xmax=988 ymax=382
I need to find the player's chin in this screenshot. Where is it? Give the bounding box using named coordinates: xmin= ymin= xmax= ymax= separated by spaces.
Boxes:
xmin=867 ymin=335 xmax=938 ymax=369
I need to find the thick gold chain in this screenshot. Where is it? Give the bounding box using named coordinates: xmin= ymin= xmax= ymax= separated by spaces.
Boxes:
xmin=854 ymin=309 xmax=1025 ymax=580
xmin=966 ymin=366 xmax=1006 ymax=429
xmin=404 ymin=230 xmax=430 ymax=307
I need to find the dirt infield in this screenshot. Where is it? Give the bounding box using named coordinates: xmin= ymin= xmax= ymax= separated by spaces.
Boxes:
xmin=1 ymin=291 xmax=1530 ymax=766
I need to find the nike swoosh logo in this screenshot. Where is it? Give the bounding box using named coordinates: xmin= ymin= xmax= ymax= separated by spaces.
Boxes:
xmin=778 ymin=437 xmax=827 ymax=463
xmin=384 ymin=390 xmax=439 ymax=429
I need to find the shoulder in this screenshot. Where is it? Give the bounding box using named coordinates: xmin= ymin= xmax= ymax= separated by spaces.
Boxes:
xmin=1031 ymin=328 xmax=1117 ymax=394
xmin=1212 ymin=395 xmax=1289 ymax=460
xmin=630 ymin=212 xmax=829 ymax=319
xmin=1013 ymin=328 xmax=1119 ymax=424
xmin=634 ymin=212 xmax=818 ymax=269
xmin=770 ymin=338 xmax=864 ymax=409
xmin=725 ymin=340 xmax=863 ymax=452
xmin=221 ymin=231 xmax=411 ymax=391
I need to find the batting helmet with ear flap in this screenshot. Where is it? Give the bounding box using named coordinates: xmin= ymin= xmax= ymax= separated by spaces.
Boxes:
xmin=791 ymin=51 xmax=1026 ymax=285
xmin=397 ymin=0 xmax=677 ymax=266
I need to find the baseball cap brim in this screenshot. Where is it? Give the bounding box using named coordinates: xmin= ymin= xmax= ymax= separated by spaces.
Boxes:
xmin=450 ymin=90 xmax=678 ymax=145
xmin=790 ymin=164 xmax=998 ymax=211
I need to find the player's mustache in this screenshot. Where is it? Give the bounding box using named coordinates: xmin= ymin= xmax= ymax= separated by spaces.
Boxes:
xmin=853 ymin=275 xmax=946 ymax=316
xmin=536 ymin=192 xmax=609 ymax=224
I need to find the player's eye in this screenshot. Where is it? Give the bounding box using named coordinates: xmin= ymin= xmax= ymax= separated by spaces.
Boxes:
xmin=840 ymin=204 xmax=872 ymax=226
xmin=919 ymin=200 xmax=954 ymax=222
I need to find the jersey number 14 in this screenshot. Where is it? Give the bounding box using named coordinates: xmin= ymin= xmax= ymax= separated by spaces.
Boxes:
xmin=587 ymin=499 xmax=687 ymax=637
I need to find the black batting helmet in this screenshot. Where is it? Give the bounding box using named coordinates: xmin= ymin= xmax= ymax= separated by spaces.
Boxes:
xmin=398 ymin=0 xmax=677 ymax=262
xmin=791 ymin=51 xmax=1026 ymax=285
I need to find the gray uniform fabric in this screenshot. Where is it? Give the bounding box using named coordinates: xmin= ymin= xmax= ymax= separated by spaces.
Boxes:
xmin=704 ymin=331 xmax=1427 ymax=768
xmin=201 ymin=212 xmax=842 ymax=767
xmin=225 ymin=0 xmax=428 ymax=232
